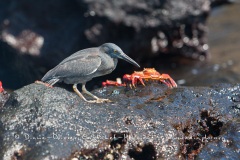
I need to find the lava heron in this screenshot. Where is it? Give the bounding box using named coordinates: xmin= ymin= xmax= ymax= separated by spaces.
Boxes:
xmin=41 ymin=43 xmax=140 ymax=103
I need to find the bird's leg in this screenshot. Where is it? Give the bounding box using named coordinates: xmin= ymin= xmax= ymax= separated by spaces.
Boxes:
xmin=73 ymin=84 xmax=110 ymax=103
xmin=73 ymin=84 xmax=95 ymax=103
xmin=82 ymin=84 xmax=111 ymax=103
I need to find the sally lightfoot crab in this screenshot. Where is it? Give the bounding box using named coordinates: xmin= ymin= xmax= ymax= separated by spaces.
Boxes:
xmin=0 ymin=81 xmax=4 ymax=93
xmin=102 ymin=79 xmax=126 ymax=87
xmin=102 ymin=68 xmax=177 ymax=88
xmin=123 ymin=68 xmax=177 ymax=88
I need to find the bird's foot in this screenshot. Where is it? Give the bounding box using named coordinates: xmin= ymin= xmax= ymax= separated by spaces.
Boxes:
xmin=86 ymin=98 xmax=112 ymax=103
xmin=35 ymin=80 xmax=53 ymax=88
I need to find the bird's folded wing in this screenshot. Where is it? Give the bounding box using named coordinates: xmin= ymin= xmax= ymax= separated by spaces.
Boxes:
xmin=49 ymin=55 xmax=102 ymax=78
xmin=59 ymin=48 xmax=98 ymax=65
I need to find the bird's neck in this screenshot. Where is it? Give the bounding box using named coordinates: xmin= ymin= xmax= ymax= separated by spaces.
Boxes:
xmin=113 ymin=58 xmax=118 ymax=70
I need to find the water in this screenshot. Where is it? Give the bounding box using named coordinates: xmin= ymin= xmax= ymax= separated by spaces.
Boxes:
xmin=171 ymin=4 xmax=240 ymax=86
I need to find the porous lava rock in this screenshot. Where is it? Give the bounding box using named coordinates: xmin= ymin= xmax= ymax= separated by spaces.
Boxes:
xmin=0 ymin=91 xmax=9 ymax=109
xmin=0 ymin=82 xmax=239 ymax=159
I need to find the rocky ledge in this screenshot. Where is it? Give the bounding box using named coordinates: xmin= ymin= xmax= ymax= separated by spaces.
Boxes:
xmin=0 ymin=83 xmax=239 ymax=159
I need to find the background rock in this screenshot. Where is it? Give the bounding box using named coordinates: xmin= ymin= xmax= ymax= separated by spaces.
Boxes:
xmin=0 ymin=82 xmax=239 ymax=159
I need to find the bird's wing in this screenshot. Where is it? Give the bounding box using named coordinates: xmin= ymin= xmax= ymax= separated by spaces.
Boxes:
xmin=57 ymin=54 xmax=101 ymax=77
xmin=59 ymin=48 xmax=98 ymax=65
xmin=42 ymin=54 xmax=102 ymax=81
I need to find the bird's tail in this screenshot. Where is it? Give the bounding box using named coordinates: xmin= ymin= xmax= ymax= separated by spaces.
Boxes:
xmin=41 ymin=69 xmax=60 ymax=86
xmin=43 ymin=78 xmax=59 ymax=86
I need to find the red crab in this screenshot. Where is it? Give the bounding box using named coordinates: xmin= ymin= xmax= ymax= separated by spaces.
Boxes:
xmin=102 ymin=79 xmax=126 ymax=87
xmin=123 ymin=68 xmax=177 ymax=88
xmin=0 ymin=81 xmax=4 ymax=93
xmin=102 ymin=68 xmax=177 ymax=88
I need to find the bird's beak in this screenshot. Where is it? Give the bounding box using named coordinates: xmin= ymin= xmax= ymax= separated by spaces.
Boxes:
xmin=119 ymin=52 xmax=140 ymax=68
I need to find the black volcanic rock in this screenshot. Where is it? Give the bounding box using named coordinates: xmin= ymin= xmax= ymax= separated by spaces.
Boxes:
xmin=0 ymin=82 xmax=239 ymax=159
xmin=0 ymin=91 xmax=9 ymax=109
xmin=0 ymin=81 xmax=9 ymax=108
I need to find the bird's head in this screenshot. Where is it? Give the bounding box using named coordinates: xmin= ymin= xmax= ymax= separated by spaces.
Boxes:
xmin=99 ymin=43 xmax=140 ymax=68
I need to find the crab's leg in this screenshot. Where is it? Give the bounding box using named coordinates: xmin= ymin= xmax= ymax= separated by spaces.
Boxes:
xmin=159 ymin=79 xmax=171 ymax=88
xmin=131 ymin=77 xmax=136 ymax=87
xmin=162 ymin=74 xmax=177 ymax=87
xmin=170 ymin=78 xmax=178 ymax=87
xmin=137 ymin=77 xmax=145 ymax=86
xmin=123 ymin=74 xmax=133 ymax=88
xmin=160 ymin=74 xmax=178 ymax=88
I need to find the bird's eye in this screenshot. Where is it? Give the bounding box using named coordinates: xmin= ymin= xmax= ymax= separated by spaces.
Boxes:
xmin=114 ymin=50 xmax=117 ymax=53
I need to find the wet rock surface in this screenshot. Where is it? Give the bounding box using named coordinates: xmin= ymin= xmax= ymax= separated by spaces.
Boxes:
xmin=0 ymin=0 xmax=234 ymax=89
xmin=0 ymin=82 xmax=239 ymax=159
xmin=0 ymin=81 xmax=9 ymax=108
xmin=0 ymin=91 xmax=9 ymax=109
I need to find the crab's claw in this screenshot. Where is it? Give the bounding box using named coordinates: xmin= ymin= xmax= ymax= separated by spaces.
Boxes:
xmin=135 ymin=76 xmax=145 ymax=87
xmin=123 ymin=74 xmax=146 ymax=88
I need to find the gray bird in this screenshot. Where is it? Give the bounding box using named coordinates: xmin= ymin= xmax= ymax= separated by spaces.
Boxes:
xmin=41 ymin=43 xmax=140 ymax=103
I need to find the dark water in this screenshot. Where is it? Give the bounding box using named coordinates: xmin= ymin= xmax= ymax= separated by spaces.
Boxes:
xmin=209 ymin=4 xmax=240 ymax=75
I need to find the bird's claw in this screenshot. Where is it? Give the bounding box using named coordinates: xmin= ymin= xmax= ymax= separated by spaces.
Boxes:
xmin=87 ymin=98 xmax=112 ymax=103
xmin=96 ymin=98 xmax=112 ymax=103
